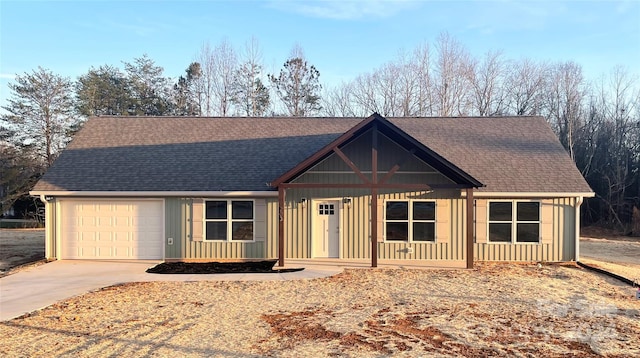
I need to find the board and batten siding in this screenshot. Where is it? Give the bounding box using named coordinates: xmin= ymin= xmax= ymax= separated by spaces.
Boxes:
xmin=164 ymin=197 xmax=273 ymax=260
xmin=473 ymin=197 xmax=576 ymax=262
xmin=279 ymin=189 xmax=467 ymax=261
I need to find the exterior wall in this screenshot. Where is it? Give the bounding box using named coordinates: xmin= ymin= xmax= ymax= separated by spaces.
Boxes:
xmin=473 ymin=197 xmax=576 ymax=262
xmin=281 ymin=189 xmax=466 ymax=261
xmin=280 ymin=192 xmax=578 ymax=262
xmin=44 ymin=200 xmax=56 ymax=259
xmin=165 ymin=197 xmax=275 ymax=260
xmin=43 ymin=194 xmax=578 ymax=262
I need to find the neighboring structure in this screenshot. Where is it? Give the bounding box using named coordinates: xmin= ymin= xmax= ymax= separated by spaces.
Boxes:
xmin=31 ymin=114 xmax=594 ymax=268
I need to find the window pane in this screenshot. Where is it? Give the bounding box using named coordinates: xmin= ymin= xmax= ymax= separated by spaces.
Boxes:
xmin=232 ymin=222 xmax=254 ymax=241
xmin=206 ymin=222 xmax=227 ymax=240
xmin=206 ymin=201 xmax=227 ymax=219
xmin=517 ymin=223 xmax=539 ymax=242
xmin=489 ymin=223 xmax=512 ymax=242
xmin=386 ymin=222 xmax=408 ymax=241
xmin=413 ymin=202 xmax=435 ymax=220
xmin=413 ymin=222 xmax=435 ymax=242
xmin=489 ymin=202 xmax=512 ymax=221
xmin=386 ymin=202 xmax=408 ymax=220
xmin=517 ymin=202 xmax=540 ymax=221
xmin=232 ymin=201 xmax=253 ymax=219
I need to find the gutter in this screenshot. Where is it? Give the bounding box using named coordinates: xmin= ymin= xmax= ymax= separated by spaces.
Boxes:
xmin=461 ymin=191 xmax=596 ymax=198
xmin=30 ymin=190 xmax=279 ymax=197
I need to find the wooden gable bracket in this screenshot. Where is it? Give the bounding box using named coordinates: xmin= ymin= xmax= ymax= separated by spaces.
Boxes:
xmin=333 ymin=147 xmax=371 ymax=184
xmin=379 ymin=148 xmax=417 ymax=185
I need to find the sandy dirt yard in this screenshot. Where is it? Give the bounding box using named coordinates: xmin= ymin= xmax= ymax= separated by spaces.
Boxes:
xmin=1 ymin=264 xmax=639 ymax=357
xmin=0 ymin=229 xmax=45 ymax=275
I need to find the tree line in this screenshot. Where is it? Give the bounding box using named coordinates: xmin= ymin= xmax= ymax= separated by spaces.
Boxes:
xmin=1 ymin=34 xmax=638 ymax=232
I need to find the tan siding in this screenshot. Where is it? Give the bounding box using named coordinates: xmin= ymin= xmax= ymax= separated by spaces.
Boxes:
xmin=435 ymin=199 xmax=449 ymax=244
xmin=191 ymin=198 xmax=203 ymax=241
xmin=541 ymin=199 xmax=553 ymax=244
xmin=475 ymin=199 xmax=487 ymax=243
xmin=166 ymin=198 xmax=267 ymax=260
xmin=254 ymin=199 xmax=266 ymax=242
xmin=474 ymin=197 xmax=576 ymax=262
xmin=265 ymin=198 xmax=278 ymax=259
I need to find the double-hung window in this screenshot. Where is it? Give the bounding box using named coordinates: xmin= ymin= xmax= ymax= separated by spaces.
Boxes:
xmin=488 ymin=201 xmax=540 ymax=243
xmin=205 ymin=200 xmax=254 ymax=241
xmin=385 ymin=200 xmax=436 ymax=242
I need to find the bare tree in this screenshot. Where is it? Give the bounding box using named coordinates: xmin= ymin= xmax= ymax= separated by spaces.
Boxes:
xmin=542 ymin=61 xmax=586 ymax=160
xmin=468 ymin=50 xmax=508 ymax=116
xmin=413 ymin=43 xmax=435 ymax=116
xmin=212 ymin=39 xmax=237 ymax=116
xmin=322 ymin=82 xmax=360 ymax=117
xmin=231 ymin=38 xmax=269 ymax=116
xmin=194 ymin=42 xmax=215 ymax=116
xmin=433 ymin=32 xmax=473 ymax=116
xmin=504 ymin=58 xmax=548 ymax=115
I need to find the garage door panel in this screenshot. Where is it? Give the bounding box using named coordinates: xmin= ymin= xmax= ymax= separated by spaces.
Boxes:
xmin=61 ymin=200 xmax=163 ymax=259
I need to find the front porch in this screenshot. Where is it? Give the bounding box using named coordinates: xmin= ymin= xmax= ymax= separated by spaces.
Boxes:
xmin=282 ymin=258 xmax=468 ymax=270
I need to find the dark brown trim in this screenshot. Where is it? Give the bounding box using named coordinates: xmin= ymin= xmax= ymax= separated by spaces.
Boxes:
xmin=466 ymin=188 xmax=474 ymax=269
xmin=333 ymin=147 xmax=370 ymax=184
xmin=278 ymin=187 xmax=285 ymax=267
xmin=371 ymin=124 xmax=378 ymax=268
xmin=371 ymin=188 xmax=378 ymax=268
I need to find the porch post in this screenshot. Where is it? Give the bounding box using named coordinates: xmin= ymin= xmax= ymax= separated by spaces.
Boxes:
xmin=371 ymin=188 xmax=378 ymax=267
xmin=371 ymin=125 xmax=378 ymax=268
xmin=278 ymin=186 xmax=285 ymax=267
xmin=466 ymin=188 xmax=474 ymax=269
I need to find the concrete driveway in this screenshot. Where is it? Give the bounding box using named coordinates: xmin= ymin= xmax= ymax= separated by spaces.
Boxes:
xmin=0 ymin=260 xmax=342 ymax=321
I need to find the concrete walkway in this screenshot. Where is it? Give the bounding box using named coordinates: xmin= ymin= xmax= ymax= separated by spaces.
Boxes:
xmin=0 ymin=260 xmax=343 ymax=321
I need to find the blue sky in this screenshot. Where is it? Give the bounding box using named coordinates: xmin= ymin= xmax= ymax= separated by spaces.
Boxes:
xmin=1 ymin=0 xmax=639 ymax=109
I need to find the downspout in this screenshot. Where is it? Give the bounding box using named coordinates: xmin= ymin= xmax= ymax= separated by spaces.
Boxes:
xmin=575 ymin=196 xmax=584 ymax=262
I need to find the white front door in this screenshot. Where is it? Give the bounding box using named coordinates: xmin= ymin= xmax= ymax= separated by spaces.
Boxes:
xmin=313 ymin=200 xmax=340 ymax=258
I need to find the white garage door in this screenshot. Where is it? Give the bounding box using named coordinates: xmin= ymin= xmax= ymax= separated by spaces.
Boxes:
xmin=61 ymin=200 xmax=163 ymax=259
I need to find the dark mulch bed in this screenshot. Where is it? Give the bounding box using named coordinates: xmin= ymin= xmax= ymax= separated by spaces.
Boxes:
xmin=146 ymin=260 xmax=304 ymax=274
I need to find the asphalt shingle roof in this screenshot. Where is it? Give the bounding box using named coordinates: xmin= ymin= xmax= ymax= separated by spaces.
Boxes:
xmin=32 ymin=116 xmax=592 ymax=194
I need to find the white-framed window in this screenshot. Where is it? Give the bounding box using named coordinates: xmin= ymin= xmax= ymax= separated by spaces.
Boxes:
xmin=488 ymin=201 xmax=540 ymax=243
xmin=204 ymin=200 xmax=254 ymax=241
xmin=384 ymin=200 xmax=436 ymax=242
